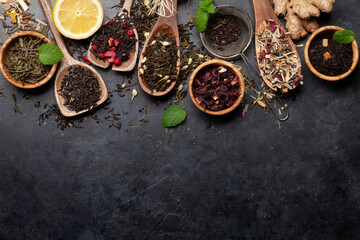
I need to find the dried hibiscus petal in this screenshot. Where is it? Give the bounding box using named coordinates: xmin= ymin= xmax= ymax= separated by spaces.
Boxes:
xmin=193 ymin=65 xmax=240 ymax=111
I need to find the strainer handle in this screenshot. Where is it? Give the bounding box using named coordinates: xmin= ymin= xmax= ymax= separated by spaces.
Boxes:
xmin=240 ymin=52 xmax=289 ymax=122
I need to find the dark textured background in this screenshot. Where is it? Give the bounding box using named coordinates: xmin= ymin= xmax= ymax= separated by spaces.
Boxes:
xmin=1 ymin=0 xmax=360 ymax=239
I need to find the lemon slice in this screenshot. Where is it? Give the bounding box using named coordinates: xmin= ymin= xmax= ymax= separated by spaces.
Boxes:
xmin=52 ymin=0 xmax=103 ymax=39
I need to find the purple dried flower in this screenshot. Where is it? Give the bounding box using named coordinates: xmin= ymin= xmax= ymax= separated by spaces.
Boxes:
xmin=270 ymin=25 xmax=277 ymax=32
xmin=193 ymin=66 xmax=240 ymax=111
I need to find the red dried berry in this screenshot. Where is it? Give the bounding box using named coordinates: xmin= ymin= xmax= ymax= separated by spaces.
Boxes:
xmin=98 ymin=53 xmax=105 ymax=59
xmin=110 ymin=46 xmax=117 ymax=51
xmin=114 ymin=39 xmax=120 ymax=46
xmin=109 ymin=19 xmax=115 ymax=24
xmin=120 ymin=22 xmax=128 ymax=30
xmin=108 ymin=37 xmax=114 ymax=46
xmin=91 ymin=45 xmax=98 ymax=51
xmin=127 ymin=29 xmax=134 ymax=37
xmin=114 ymin=58 xmax=121 ymax=66
xmin=83 ymin=56 xmax=89 ymax=62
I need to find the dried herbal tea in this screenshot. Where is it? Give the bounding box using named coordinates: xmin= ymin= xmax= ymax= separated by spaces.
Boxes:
xmin=90 ymin=10 xmax=137 ymax=66
xmin=256 ymin=21 xmax=303 ymax=91
xmin=206 ymin=15 xmax=243 ymax=50
xmin=131 ymin=0 xmax=157 ymax=42
xmin=59 ymin=66 xmax=101 ymax=112
xmin=139 ymin=28 xmax=178 ymax=92
xmin=193 ymin=65 xmax=240 ymax=111
xmin=5 ymin=36 xmax=51 ymax=85
xmin=1 ymin=0 xmax=50 ymax=36
xmin=309 ymin=32 xmax=353 ymax=76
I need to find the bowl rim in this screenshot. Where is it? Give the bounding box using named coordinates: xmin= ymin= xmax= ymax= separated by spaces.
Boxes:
xmin=189 ymin=59 xmax=245 ymax=115
xmin=0 ymin=31 xmax=57 ymax=89
xmin=304 ymin=26 xmax=359 ymax=81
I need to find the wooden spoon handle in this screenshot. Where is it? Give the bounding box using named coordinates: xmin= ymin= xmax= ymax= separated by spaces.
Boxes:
xmin=252 ymin=0 xmax=278 ymax=26
xmin=122 ymin=0 xmax=134 ymax=14
xmin=155 ymin=0 xmax=178 ymax=33
xmin=39 ymin=0 xmax=72 ymax=61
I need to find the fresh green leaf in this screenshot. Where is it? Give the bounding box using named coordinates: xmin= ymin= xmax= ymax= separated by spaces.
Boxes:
xmin=38 ymin=43 xmax=64 ymax=65
xmin=200 ymin=0 xmax=213 ymax=7
xmin=206 ymin=4 xmax=216 ymax=13
xmin=199 ymin=0 xmax=213 ymax=11
xmin=195 ymin=8 xmax=209 ymax=32
xmin=199 ymin=1 xmax=209 ymax=11
xmin=333 ymin=30 xmax=354 ymax=44
xmin=162 ymin=105 xmax=186 ymax=128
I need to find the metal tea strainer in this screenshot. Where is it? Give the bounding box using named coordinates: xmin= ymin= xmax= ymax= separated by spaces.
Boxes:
xmin=200 ymin=5 xmax=289 ymax=121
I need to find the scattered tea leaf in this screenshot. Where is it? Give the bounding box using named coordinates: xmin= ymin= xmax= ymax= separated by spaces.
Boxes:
xmin=162 ymin=105 xmax=186 ymax=128
xmin=12 ymin=93 xmax=24 ymax=115
xmin=333 ymin=30 xmax=354 ymax=44
xmin=38 ymin=43 xmax=64 ymax=65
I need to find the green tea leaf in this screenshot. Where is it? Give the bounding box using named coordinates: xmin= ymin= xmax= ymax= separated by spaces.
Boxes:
xmin=162 ymin=105 xmax=186 ymax=128
xmin=333 ymin=30 xmax=354 ymax=44
xmin=207 ymin=4 xmax=216 ymax=13
xmin=38 ymin=43 xmax=64 ymax=65
xmin=195 ymin=8 xmax=209 ymax=32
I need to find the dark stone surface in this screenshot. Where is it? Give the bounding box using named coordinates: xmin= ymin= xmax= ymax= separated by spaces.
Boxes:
xmin=0 ymin=0 xmax=359 ymax=239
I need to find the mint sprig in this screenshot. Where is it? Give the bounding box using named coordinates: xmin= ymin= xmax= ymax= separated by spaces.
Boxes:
xmin=38 ymin=43 xmax=64 ymax=65
xmin=195 ymin=0 xmax=216 ymax=32
xmin=162 ymin=105 xmax=186 ymax=128
xmin=333 ymin=30 xmax=354 ymax=44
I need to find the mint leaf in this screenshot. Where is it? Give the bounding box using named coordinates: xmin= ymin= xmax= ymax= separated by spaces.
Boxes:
xmin=199 ymin=0 xmax=213 ymax=11
xmin=38 ymin=43 xmax=64 ymax=65
xmin=195 ymin=8 xmax=209 ymax=32
xmin=207 ymin=4 xmax=216 ymax=13
xmin=201 ymin=0 xmax=213 ymax=6
xmin=195 ymin=0 xmax=216 ymax=33
xmin=333 ymin=30 xmax=354 ymax=44
xmin=162 ymin=105 xmax=186 ymax=128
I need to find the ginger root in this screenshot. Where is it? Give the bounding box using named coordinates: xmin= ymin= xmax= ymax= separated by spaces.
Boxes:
xmin=285 ymin=6 xmax=307 ymax=40
xmin=274 ymin=0 xmax=288 ymax=16
xmin=273 ymin=0 xmax=335 ymax=40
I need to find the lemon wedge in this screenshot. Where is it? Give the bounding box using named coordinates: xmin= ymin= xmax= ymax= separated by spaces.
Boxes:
xmin=52 ymin=0 xmax=103 ymax=39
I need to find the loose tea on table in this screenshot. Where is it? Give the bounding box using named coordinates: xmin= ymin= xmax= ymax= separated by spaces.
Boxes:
xmin=59 ymin=66 xmax=101 ymax=112
xmin=206 ymin=15 xmax=243 ymax=50
xmin=257 ymin=21 xmax=303 ymax=91
xmin=5 ymin=36 xmax=51 ymax=85
xmin=309 ymin=32 xmax=353 ymax=76
xmin=193 ymin=65 xmax=240 ymax=111
xmin=139 ymin=28 xmax=178 ymax=92
xmin=90 ymin=10 xmax=137 ymax=66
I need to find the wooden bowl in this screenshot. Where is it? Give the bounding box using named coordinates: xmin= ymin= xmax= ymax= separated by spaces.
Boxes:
xmin=189 ymin=59 xmax=245 ymax=115
xmin=0 ymin=31 xmax=57 ymax=89
xmin=304 ymin=26 xmax=359 ymax=81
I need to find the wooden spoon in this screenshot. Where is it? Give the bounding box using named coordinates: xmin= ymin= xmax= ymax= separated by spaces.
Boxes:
xmin=87 ymin=0 xmax=139 ymax=72
xmin=137 ymin=0 xmax=180 ymax=97
xmin=252 ymin=0 xmax=301 ymax=93
xmin=39 ymin=0 xmax=108 ymax=117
